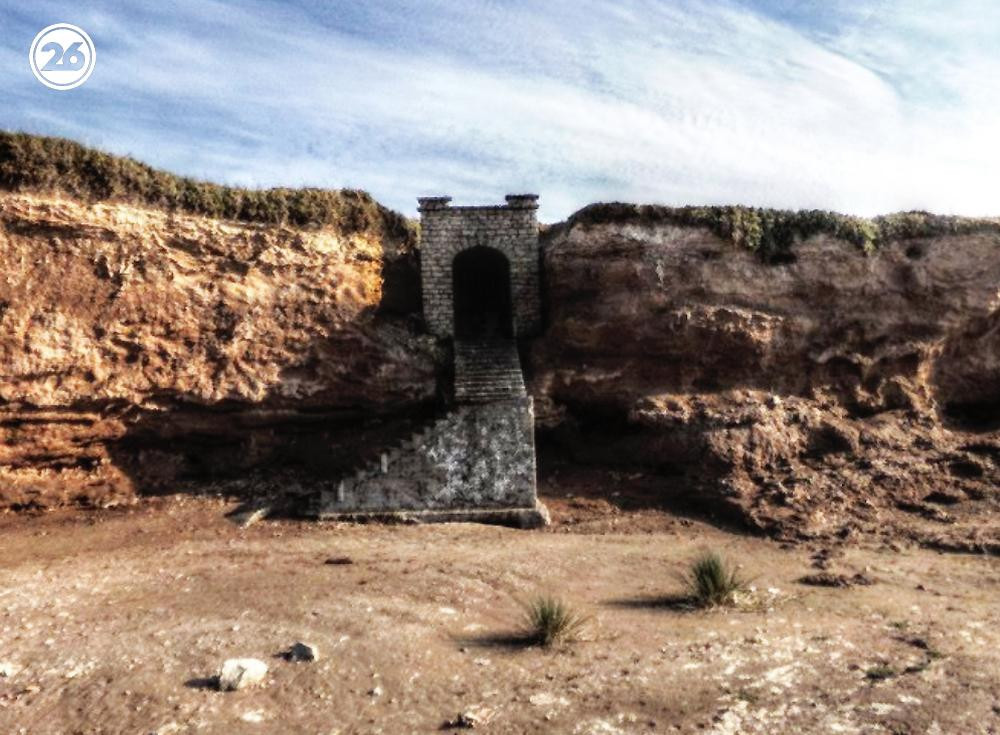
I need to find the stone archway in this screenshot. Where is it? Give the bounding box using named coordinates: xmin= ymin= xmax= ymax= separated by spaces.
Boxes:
xmin=452 ymin=246 xmax=513 ymax=339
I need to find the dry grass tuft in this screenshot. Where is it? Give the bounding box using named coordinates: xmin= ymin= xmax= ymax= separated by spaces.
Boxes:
xmin=520 ymin=595 xmax=589 ymax=647
xmin=682 ymin=551 xmax=748 ymax=608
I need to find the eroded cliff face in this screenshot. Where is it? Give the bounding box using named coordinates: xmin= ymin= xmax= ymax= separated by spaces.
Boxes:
xmin=0 ymin=193 xmax=437 ymax=509
xmin=5 ymin=189 xmax=1000 ymax=549
xmin=532 ymin=217 xmax=1000 ymax=547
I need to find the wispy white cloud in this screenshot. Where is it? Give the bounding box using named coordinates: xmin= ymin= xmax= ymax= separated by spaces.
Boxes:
xmin=1 ymin=0 xmax=998 ymax=220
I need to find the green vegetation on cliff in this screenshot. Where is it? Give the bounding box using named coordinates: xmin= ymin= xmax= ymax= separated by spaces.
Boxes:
xmin=0 ymin=131 xmax=414 ymax=244
xmin=561 ymin=202 xmax=1000 ymax=261
xmin=6 ymin=131 xmax=998 ymax=262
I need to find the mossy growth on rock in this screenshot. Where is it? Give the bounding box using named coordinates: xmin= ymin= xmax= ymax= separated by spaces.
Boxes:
xmin=559 ymin=202 xmax=1000 ymax=262
xmin=0 ymin=131 xmax=415 ymax=246
xmin=872 ymin=211 xmax=1000 ymax=243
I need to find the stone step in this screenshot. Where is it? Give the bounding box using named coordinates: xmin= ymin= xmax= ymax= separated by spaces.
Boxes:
xmin=460 ymin=368 xmax=519 ymax=375
xmin=341 ymin=408 xmax=464 ymax=493
xmin=455 ymin=380 xmax=523 ymax=387
xmin=453 ymin=338 xmax=525 ymax=406
xmin=455 ymin=374 xmax=523 ymax=383
xmin=330 ymin=337 xmax=529 ymax=504
xmin=457 ymin=373 xmax=521 ymax=381
xmin=459 ymin=359 xmax=519 ymax=367
xmin=457 ymin=393 xmax=523 ymax=401
xmin=457 ymin=384 xmax=524 ymax=392
xmin=457 ymin=370 xmax=522 ymax=377
xmin=457 ymin=387 xmax=523 ymax=394
xmin=456 ymin=396 xmax=520 ymax=405
xmin=457 ymin=383 xmax=524 ymax=392
xmin=455 ymin=375 xmax=524 ymax=385
xmin=461 ymin=376 xmax=517 ymax=382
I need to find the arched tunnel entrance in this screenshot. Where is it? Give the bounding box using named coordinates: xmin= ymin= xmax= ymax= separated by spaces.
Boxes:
xmin=452 ymin=246 xmax=513 ymax=339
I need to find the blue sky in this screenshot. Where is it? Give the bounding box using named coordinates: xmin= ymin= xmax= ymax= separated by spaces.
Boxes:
xmin=2 ymin=0 xmax=999 ymax=221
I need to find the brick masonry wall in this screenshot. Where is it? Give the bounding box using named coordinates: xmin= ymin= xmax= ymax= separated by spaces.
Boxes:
xmin=418 ymin=196 xmax=542 ymax=338
xmin=317 ymin=397 xmax=538 ymax=513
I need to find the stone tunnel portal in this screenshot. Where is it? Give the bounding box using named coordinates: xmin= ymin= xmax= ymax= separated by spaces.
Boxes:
xmin=314 ymin=194 xmax=548 ymax=529
xmin=452 ymin=246 xmax=513 ymax=339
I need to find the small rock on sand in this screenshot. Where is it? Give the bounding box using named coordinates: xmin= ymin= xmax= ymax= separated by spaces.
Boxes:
xmin=149 ymin=723 xmax=181 ymax=735
xmin=443 ymin=706 xmax=494 ymax=728
xmin=286 ymin=641 xmax=320 ymax=662
xmin=324 ymin=556 xmax=354 ymax=565
xmin=217 ymin=658 xmax=268 ymax=691
xmin=0 ymin=661 xmax=21 ymax=678
xmin=798 ymin=572 xmax=875 ymax=588
xmin=529 ymin=692 xmax=569 ymax=707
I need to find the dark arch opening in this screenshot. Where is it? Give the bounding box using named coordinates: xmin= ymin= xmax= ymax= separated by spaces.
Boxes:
xmin=452 ymin=246 xmax=513 ymax=339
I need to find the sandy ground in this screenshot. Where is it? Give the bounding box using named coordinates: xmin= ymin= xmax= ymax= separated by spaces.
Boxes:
xmin=1 ymin=489 xmax=999 ymax=735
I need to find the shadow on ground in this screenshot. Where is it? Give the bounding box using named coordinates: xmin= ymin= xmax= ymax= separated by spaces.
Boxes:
xmin=451 ymin=632 xmax=539 ymax=651
xmin=602 ymin=594 xmax=695 ymax=611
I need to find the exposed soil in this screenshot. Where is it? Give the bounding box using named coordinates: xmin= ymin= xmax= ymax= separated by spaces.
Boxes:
xmin=2 ymin=489 xmax=999 ymax=734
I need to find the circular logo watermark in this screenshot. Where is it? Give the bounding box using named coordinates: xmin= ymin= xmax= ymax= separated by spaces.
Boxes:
xmin=29 ymin=23 xmax=96 ymax=90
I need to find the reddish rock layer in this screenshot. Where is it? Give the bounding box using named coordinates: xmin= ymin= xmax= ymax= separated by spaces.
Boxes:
xmin=0 ymin=193 xmax=436 ymax=509
xmin=532 ymin=217 xmax=1000 ymax=547
xmin=4 ymin=190 xmax=1000 ymax=551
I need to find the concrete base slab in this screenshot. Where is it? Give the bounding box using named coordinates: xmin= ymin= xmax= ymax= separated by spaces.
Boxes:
xmin=314 ymin=501 xmax=550 ymax=529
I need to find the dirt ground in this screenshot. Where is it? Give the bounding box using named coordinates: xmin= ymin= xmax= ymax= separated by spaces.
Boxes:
xmin=1 ymin=482 xmax=1000 ymax=735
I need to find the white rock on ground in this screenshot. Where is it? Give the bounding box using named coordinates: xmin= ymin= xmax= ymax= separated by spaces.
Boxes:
xmin=148 ymin=724 xmax=181 ymax=735
xmin=445 ymin=706 xmax=494 ymax=728
xmin=286 ymin=641 xmax=320 ymax=662
xmin=0 ymin=661 xmax=21 ymax=677
xmin=217 ymin=658 xmax=268 ymax=691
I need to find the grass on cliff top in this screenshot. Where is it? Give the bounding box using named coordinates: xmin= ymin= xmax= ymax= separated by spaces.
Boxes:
xmin=0 ymin=130 xmax=415 ymax=246
xmin=559 ymin=201 xmax=1000 ymax=261
xmin=7 ymin=130 xmax=998 ymax=262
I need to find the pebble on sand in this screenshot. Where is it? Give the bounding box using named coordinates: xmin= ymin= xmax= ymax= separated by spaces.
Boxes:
xmin=217 ymin=658 xmax=268 ymax=691
xmin=286 ymin=641 xmax=320 ymax=662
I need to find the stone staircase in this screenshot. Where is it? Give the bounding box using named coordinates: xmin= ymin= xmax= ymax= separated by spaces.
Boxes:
xmin=324 ymin=408 xmax=460 ymax=505
xmin=324 ymin=340 xmax=525 ymax=499
xmin=454 ymin=339 xmax=526 ymax=403
xmin=312 ymin=336 xmax=547 ymax=527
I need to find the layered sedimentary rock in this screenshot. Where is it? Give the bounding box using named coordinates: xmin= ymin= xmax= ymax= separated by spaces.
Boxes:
xmin=531 ymin=210 xmax=1000 ymax=545
xmin=0 ymin=192 xmax=436 ymax=509
xmin=4 ymin=187 xmax=1000 ymax=549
